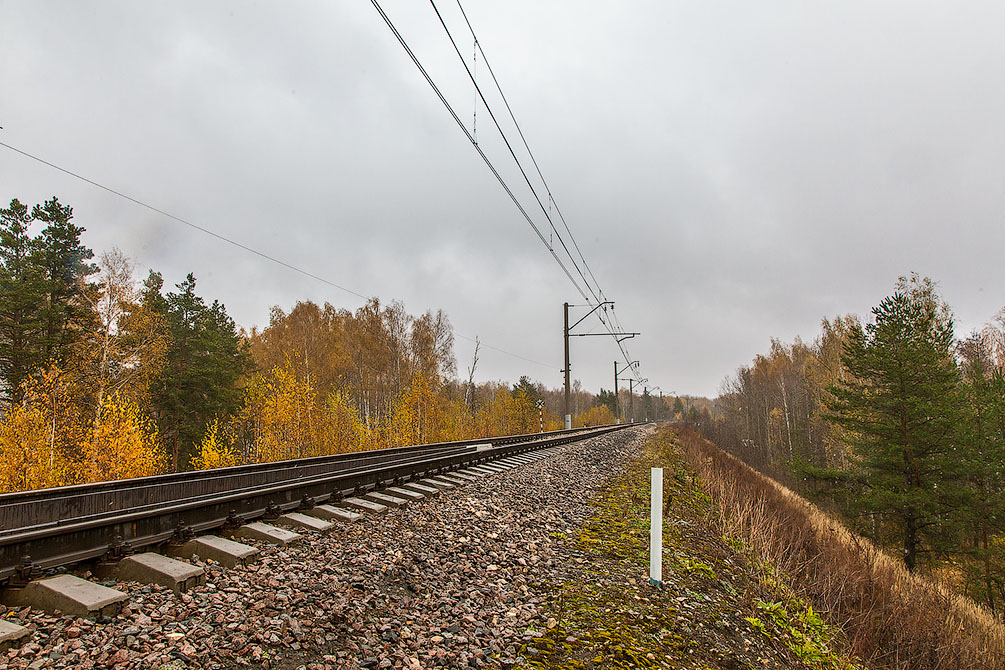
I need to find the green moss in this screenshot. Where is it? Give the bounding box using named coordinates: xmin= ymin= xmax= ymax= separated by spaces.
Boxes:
xmin=510 ymin=429 xmax=868 ymax=670
xmin=674 ymin=557 xmax=717 ymax=580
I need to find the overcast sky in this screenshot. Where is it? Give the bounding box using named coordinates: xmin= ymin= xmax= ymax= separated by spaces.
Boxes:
xmin=3 ymin=1 xmax=1004 ymax=398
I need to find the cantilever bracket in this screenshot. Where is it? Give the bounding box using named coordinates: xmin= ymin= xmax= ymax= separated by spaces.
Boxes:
xmin=569 ymin=301 xmax=614 ymax=331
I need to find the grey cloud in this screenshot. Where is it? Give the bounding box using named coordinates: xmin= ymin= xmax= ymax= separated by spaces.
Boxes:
xmin=2 ymin=1 xmax=1004 ymax=397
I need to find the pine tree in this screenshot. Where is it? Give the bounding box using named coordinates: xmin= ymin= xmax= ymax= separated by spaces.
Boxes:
xmin=957 ymin=331 xmax=1005 ymax=610
xmin=149 ymin=273 xmax=251 ymax=470
xmin=0 ymin=198 xmax=45 ymax=403
xmin=596 ymin=388 xmax=618 ymax=419
xmin=826 ymin=280 xmax=961 ymax=572
xmin=140 ymin=270 xmax=170 ymax=315
xmin=32 ymin=197 xmax=96 ymax=364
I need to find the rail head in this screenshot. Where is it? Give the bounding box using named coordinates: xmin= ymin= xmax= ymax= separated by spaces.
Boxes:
xmin=0 ymin=424 xmax=634 ymax=582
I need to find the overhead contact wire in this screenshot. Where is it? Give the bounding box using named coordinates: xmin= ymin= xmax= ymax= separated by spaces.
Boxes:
xmin=440 ymin=2 xmax=647 ymax=382
xmin=452 ymin=0 xmax=607 ymax=304
xmin=428 ymin=0 xmax=599 ymax=306
xmin=370 ymin=0 xmax=588 ymax=301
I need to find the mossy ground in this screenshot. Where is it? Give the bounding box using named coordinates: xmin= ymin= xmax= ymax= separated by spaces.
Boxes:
xmin=508 ymin=427 xmax=867 ymax=670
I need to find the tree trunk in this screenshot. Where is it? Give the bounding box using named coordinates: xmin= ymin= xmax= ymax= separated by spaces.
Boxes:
xmin=904 ymin=509 xmax=918 ymax=572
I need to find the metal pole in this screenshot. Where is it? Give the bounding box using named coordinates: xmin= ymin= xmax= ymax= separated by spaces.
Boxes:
xmin=629 ymin=379 xmax=635 ymax=423
xmin=614 ymin=361 xmax=620 ymax=424
xmin=563 ymin=302 xmax=571 ymax=430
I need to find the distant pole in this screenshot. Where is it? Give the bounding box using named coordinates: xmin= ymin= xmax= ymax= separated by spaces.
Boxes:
xmin=562 ymin=301 xmax=634 ymax=429
xmin=563 ymin=302 xmax=572 ymax=430
xmin=613 ymin=361 xmax=620 ymax=424
xmin=650 ymin=467 xmax=663 ymax=586
xmin=629 ymin=379 xmax=635 ymax=423
xmin=659 ymin=390 xmax=663 ymax=421
xmin=644 ymin=386 xmax=648 ymax=422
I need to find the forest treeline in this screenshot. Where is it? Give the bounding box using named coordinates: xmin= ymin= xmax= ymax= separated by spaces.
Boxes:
xmin=702 ymin=274 xmax=1005 ymax=615
xmin=0 ymin=196 xmax=666 ymax=494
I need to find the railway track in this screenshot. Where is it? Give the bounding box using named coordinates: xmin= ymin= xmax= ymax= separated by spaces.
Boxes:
xmin=0 ymin=424 xmax=627 ymax=589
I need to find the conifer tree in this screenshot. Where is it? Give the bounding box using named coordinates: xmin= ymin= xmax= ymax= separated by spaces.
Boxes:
xmin=149 ymin=273 xmax=250 ymax=470
xmin=32 ymin=197 xmax=96 ymax=363
xmin=826 ymin=279 xmax=961 ymax=572
xmin=0 ymin=198 xmax=44 ymax=403
xmin=957 ymin=331 xmax=1005 ymax=610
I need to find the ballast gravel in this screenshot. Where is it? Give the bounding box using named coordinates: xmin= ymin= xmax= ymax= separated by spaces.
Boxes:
xmin=1 ymin=427 xmax=649 ymax=670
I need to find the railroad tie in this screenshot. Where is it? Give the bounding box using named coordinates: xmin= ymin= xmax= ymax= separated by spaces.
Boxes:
xmin=230 ymin=521 xmax=302 ymax=546
xmin=1 ymin=574 xmax=127 ymax=619
xmin=304 ymin=504 xmax=364 ymax=523
xmin=167 ymin=535 xmax=260 ymax=568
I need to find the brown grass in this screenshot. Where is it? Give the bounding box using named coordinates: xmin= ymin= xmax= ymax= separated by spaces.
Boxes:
xmin=674 ymin=425 xmax=1005 ymax=670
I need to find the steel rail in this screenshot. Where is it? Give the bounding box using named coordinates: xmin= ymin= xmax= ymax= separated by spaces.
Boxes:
xmin=0 ymin=425 xmax=629 ymax=583
xmin=1 ymin=445 xmax=476 ymax=539
xmin=0 ymin=425 xmax=591 ymax=534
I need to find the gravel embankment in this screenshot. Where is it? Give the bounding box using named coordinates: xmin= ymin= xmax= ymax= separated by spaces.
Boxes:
xmin=2 ymin=427 xmax=650 ymax=670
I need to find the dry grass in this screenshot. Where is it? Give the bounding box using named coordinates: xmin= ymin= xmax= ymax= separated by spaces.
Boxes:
xmin=674 ymin=425 xmax=1005 ymax=670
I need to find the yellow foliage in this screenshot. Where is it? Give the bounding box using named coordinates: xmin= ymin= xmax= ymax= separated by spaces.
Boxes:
xmin=229 ymin=358 xmax=377 ymax=463
xmin=190 ymin=420 xmax=241 ymax=470
xmin=506 ymin=389 xmax=538 ymax=434
xmin=241 ymin=359 xmax=318 ymax=462
xmin=0 ymin=403 xmax=73 ymax=493
xmin=85 ymin=394 xmax=164 ymax=482
xmin=318 ymin=387 xmax=366 ymax=453
xmin=0 ymin=366 xmax=166 ymax=492
xmin=574 ymin=404 xmax=615 ymax=428
xmin=0 ymin=366 xmax=85 ymax=492
xmin=438 ymin=397 xmax=475 ymax=442
xmin=387 ymin=374 xmax=445 ymax=447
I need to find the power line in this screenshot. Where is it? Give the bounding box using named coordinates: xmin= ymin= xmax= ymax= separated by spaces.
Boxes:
xmin=0 ymin=139 xmax=556 ymax=373
xmin=428 ymin=1 xmax=647 ymax=381
xmin=370 ymin=0 xmax=589 ymax=302
xmin=0 ymin=140 xmax=372 ymax=302
xmin=436 ymin=1 xmax=645 ymax=381
xmin=451 ymin=0 xmax=609 ymax=304
xmin=427 ymin=0 xmax=600 ymax=306
xmin=395 ymin=0 xmax=647 ymax=381
xmin=455 ymin=333 xmax=552 ymax=369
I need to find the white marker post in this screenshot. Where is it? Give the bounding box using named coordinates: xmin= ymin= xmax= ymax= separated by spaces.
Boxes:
xmin=650 ymin=467 xmax=663 ymax=586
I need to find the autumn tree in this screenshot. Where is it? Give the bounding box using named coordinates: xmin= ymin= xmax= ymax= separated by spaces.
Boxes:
xmin=78 ymin=250 xmax=169 ymax=434
xmin=319 ymin=387 xmax=366 ymax=453
xmin=0 ymin=366 xmax=83 ymax=492
xmin=85 ymin=393 xmax=164 ymax=482
xmin=575 ymin=403 xmax=615 ymax=428
xmin=239 ymin=358 xmax=318 ymax=462
xmin=409 ymin=309 xmax=455 ymax=382
xmin=0 ymin=400 xmax=63 ymax=492
xmin=190 ymin=419 xmax=241 ymax=470
xmin=248 ymin=301 xmax=349 ymax=394
xmin=246 ymin=298 xmax=457 ymax=438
